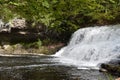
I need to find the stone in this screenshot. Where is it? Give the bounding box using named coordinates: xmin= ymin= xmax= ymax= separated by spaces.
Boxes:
xmin=14 ymin=44 xmax=23 ymax=49
xmin=2 ymin=45 xmax=14 ymax=54
xmin=13 ymin=49 xmax=27 ymax=54
xmin=11 ymin=18 xmax=26 ymax=29
xmin=3 ymin=45 xmax=11 ymax=50
xmin=99 ymin=68 xmax=107 ymax=72
xmin=101 ymin=63 xmax=120 ymax=76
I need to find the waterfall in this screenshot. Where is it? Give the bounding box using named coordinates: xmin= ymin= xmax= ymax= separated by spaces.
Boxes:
xmin=54 ymin=25 xmax=120 ymax=69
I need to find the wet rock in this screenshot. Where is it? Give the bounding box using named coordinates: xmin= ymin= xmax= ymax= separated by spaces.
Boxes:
xmin=101 ymin=63 xmax=120 ymax=76
xmin=101 ymin=59 xmax=120 ymax=76
xmin=99 ymin=68 xmax=107 ymax=72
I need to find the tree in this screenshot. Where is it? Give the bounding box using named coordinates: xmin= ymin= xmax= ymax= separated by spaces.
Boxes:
xmin=0 ymin=0 xmax=120 ymax=41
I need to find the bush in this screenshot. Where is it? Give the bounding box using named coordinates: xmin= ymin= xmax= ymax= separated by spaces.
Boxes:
xmin=22 ymin=39 xmax=42 ymax=49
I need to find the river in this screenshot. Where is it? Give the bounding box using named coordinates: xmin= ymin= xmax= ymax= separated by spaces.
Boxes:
xmin=1 ymin=25 xmax=120 ymax=80
xmin=0 ymin=54 xmax=113 ymax=80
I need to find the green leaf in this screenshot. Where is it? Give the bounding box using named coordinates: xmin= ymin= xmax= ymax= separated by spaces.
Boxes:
xmin=42 ymin=1 xmax=49 ymax=8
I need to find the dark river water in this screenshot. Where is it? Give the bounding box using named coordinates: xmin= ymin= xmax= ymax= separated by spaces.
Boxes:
xmin=0 ymin=54 xmax=115 ymax=80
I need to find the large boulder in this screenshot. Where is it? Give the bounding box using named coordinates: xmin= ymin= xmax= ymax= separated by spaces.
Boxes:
xmin=101 ymin=59 xmax=120 ymax=76
xmin=11 ymin=18 xmax=26 ymax=29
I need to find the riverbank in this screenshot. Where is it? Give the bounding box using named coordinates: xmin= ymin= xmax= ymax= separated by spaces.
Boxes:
xmin=0 ymin=25 xmax=65 ymax=55
xmin=0 ymin=43 xmax=64 ymax=55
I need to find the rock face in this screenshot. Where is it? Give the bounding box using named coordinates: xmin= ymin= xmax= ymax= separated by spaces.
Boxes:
xmin=11 ymin=18 xmax=26 ymax=29
xmin=0 ymin=18 xmax=26 ymax=33
xmin=0 ymin=18 xmax=40 ymax=43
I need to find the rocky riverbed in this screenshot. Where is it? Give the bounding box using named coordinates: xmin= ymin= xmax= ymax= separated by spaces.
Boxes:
xmin=0 ymin=43 xmax=64 ymax=55
xmin=101 ymin=60 xmax=120 ymax=77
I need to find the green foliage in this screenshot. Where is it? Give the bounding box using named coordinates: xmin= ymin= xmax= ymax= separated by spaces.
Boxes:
xmin=0 ymin=0 xmax=120 ymax=40
xmin=22 ymin=39 xmax=42 ymax=49
xmin=37 ymin=39 xmax=42 ymax=48
xmin=0 ymin=0 xmax=15 ymax=22
xmin=105 ymin=73 xmax=115 ymax=80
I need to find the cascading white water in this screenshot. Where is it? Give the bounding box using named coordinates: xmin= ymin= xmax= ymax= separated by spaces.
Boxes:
xmin=54 ymin=24 xmax=120 ymax=69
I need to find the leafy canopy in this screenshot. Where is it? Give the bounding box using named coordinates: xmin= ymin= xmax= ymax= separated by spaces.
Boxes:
xmin=0 ymin=0 xmax=120 ymax=40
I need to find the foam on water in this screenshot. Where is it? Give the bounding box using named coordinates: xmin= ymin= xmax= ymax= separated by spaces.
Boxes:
xmin=54 ymin=25 xmax=120 ymax=69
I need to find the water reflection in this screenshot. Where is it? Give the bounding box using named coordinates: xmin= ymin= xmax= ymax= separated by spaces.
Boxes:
xmin=0 ymin=55 xmax=110 ymax=80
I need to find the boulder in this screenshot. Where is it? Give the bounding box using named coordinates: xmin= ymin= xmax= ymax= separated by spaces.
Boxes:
xmin=11 ymin=18 xmax=26 ymax=29
xmin=99 ymin=68 xmax=107 ymax=72
xmin=13 ymin=44 xmax=23 ymax=49
xmin=3 ymin=45 xmax=11 ymax=50
xmin=101 ymin=63 xmax=120 ymax=76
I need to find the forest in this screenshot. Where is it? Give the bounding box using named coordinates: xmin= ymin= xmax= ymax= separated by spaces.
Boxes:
xmin=0 ymin=0 xmax=120 ymax=42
